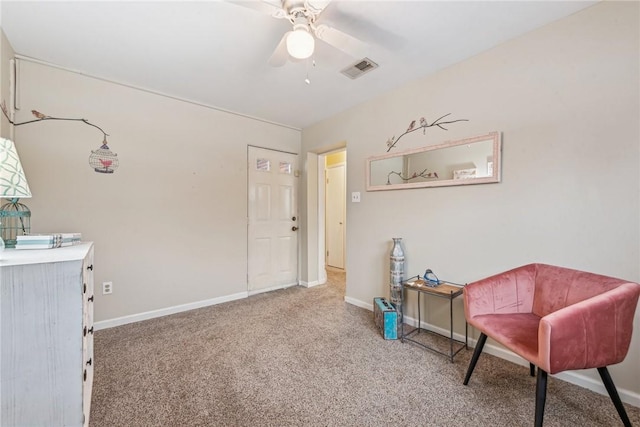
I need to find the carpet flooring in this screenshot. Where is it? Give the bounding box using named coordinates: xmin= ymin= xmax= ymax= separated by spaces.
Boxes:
xmin=90 ymin=270 xmax=640 ymax=426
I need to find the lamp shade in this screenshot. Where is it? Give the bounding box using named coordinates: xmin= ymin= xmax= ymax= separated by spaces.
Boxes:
xmin=286 ymin=28 xmax=315 ymax=59
xmin=0 ymin=138 xmax=31 ymax=198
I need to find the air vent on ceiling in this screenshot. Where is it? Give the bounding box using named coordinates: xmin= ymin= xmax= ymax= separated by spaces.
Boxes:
xmin=340 ymin=58 xmax=379 ymax=80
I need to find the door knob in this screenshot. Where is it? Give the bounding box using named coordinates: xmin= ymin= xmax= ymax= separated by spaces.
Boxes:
xmin=292 ymin=226 xmax=299 ymax=231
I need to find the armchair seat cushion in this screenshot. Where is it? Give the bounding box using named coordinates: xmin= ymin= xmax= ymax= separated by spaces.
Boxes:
xmin=469 ymin=313 xmax=541 ymax=363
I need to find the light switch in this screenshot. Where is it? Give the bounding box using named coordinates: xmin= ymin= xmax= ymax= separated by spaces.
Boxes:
xmin=351 ymin=192 xmax=361 ymax=203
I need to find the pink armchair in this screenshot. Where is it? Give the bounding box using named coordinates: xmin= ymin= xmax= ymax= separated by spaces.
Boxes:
xmin=463 ymin=263 xmax=640 ymax=427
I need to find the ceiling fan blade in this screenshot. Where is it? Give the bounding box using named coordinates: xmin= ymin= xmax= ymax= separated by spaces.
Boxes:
xmin=314 ymin=24 xmax=370 ymax=59
xmin=305 ymin=0 xmax=332 ymax=16
xmin=268 ymin=32 xmax=291 ymax=67
xmin=227 ymin=0 xmax=287 ymax=19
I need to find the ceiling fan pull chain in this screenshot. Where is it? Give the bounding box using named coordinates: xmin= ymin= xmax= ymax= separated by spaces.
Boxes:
xmin=304 ymin=56 xmax=317 ymax=85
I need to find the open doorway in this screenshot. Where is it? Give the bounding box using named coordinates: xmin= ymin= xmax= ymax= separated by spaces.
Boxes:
xmin=319 ymin=149 xmax=347 ymax=297
xmin=325 ymin=152 xmax=346 ymax=270
xmin=323 ymin=150 xmax=346 ymax=272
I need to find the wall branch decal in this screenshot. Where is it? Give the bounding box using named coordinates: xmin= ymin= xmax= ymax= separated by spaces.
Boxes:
xmin=2 ymin=101 xmax=109 ymax=138
xmin=385 ymin=113 xmax=468 ymax=152
xmin=1 ymin=101 xmax=119 ymax=174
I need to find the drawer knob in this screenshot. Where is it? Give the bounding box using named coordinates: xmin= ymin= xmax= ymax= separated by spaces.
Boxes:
xmin=83 ymin=369 xmax=87 ymax=381
xmin=88 ymin=295 xmax=94 ymax=302
xmin=86 ymin=358 xmax=92 ymax=366
xmin=83 ymin=283 xmax=86 ymax=294
xmin=87 ymin=264 xmax=94 ymax=271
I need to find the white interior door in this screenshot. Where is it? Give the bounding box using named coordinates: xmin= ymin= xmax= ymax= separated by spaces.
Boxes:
xmin=248 ymin=146 xmax=298 ymax=294
xmin=325 ymin=164 xmax=345 ymax=269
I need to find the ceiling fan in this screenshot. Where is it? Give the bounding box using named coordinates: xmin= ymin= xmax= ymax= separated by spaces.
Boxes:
xmin=231 ymin=0 xmax=370 ymax=66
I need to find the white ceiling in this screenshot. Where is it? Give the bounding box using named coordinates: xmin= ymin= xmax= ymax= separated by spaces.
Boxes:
xmin=1 ymin=1 xmax=597 ymax=129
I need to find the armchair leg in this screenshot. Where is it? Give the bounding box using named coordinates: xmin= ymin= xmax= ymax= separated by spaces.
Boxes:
xmin=535 ymin=369 xmax=548 ymax=427
xmin=597 ymin=367 xmax=632 ymax=427
xmin=463 ymin=332 xmax=487 ymax=385
xmin=530 ymin=363 xmax=535 ymax=377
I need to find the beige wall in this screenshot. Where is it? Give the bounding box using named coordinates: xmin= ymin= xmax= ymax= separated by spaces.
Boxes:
xmin=302 ymin=2 xmax=640 ymax=399
xmin=0 ymin=29 xmax=15 ymax=138
xmin=13 ymin=60 xmax=301 ymax=322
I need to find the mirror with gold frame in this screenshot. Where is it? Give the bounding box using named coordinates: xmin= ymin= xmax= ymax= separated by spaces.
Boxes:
xmin=366 ymin=131 xmax=502 ymax=191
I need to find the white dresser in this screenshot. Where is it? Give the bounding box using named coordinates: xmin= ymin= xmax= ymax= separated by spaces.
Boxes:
xmin=0 ymin=242 xmax=94 ymax=427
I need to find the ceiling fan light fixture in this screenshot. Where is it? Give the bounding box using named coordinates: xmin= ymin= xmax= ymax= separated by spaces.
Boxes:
xmin=286 ymin=27 xmax=315 ymax=59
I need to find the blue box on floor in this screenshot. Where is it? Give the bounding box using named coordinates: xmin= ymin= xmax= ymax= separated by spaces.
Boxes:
xmin=373 ymin=297 xmax=398 ymax=340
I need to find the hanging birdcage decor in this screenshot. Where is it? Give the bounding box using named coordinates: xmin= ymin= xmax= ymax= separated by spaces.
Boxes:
xmin=1 ymin=105 xmax=121 ymax=174
xmin=0 ymin=198 xmax=31 ymax=248
xmin=89 ymin=137 xmax=119 ymax=174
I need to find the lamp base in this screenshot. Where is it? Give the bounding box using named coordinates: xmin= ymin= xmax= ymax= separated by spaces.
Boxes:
xmin=0 ymin=198 xmax=31 ymax=248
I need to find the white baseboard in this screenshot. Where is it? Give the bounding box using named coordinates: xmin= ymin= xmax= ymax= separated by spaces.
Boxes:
xmin=478 ymin=337 xmax=640 ymax=409
xmin=347 ymin=297 xmax=640 ymax=408
xmin=552 ymin=369 xmax=640 ymax=409
xmin=248 ymin=282 xmax=297 ymax=296
xmin=319 ymin=269 xmax=327 ymax=285
xmin=96 ymin=282 xmax=299 ymax=330
xmin=300 ymin=280 xmax=321 ymax=288
xmin=301 ymin=272 xmax=329 ymax=288
xmin=344 ymin=296 xmax=373 ymax=311
xmin=401 ymin=313 xmax=468 ymax=342
xmin=94 ymin=291 xmax=248 ymax=330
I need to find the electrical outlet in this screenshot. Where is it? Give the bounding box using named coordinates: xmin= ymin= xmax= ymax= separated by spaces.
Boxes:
xmin=351 ymin=192 xmax=361 ymax=203
xmin=102 ymin=281 xmax=113 ymax=295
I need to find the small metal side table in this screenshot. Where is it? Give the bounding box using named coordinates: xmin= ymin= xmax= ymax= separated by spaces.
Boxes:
xmin=401 ymin=279 xmax=468 ymax=362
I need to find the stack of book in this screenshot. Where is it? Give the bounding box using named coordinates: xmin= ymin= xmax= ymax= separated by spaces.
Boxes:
xmin=15 ymin=233 xmax=82 ymax=250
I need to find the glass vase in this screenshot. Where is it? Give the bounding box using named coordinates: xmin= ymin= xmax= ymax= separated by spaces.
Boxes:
xmin=389 ymin=237 xmax=405 ymax=333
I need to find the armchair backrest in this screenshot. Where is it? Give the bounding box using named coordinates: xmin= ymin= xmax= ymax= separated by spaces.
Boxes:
xmin=532 ymin=263 xmax=630 ymax=317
